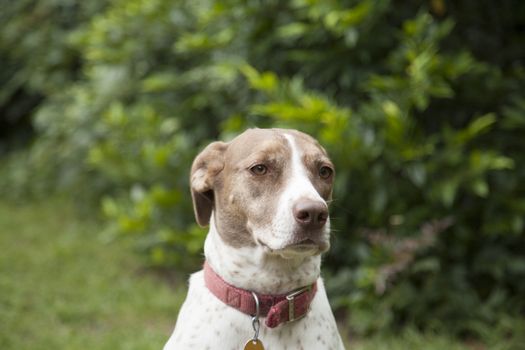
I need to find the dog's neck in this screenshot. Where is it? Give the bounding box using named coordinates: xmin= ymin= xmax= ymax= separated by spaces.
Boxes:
xmin=204 ymin=218 xmax=321 ymax=295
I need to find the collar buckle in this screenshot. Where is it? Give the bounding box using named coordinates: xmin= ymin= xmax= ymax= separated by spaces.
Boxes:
xmin=285 ymin=285 xmax=312 ymax=322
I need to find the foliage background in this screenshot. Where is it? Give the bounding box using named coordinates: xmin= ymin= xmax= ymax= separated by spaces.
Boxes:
xmin=1 ymin=0 xmax=524 ymax=343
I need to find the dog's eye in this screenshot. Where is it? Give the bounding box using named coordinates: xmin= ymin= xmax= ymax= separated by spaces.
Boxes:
xmin=319 ymin=166 xmax=333 ymax=179
xmin=250 ymin=164 xmax=268 ymax=175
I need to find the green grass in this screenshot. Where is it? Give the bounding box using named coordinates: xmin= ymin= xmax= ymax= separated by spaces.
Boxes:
xmin=348 ymin=329 xmax=470 ymax=350
xmin=2 ymin=199 xmax=520 ymax=350
xmin=0 ymin=199 xmax=186 ymax=350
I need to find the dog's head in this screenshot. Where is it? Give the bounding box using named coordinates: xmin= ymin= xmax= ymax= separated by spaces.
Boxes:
xmin=190 ymin=128 xmax=334 ymax=258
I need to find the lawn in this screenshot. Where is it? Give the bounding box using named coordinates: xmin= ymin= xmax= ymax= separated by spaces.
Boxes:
xmin=0 ymin=199 xmax=491 ymax=349
xmin=0 ymin=199 xmax=186 ymax=350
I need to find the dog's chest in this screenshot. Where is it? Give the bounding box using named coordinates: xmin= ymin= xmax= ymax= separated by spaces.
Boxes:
xmin=164 ymin=271 xmax=344 ymax=350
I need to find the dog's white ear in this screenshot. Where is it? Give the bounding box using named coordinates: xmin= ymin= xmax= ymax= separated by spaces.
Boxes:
xmin=190 ymin=141 xmax=228 ymax=227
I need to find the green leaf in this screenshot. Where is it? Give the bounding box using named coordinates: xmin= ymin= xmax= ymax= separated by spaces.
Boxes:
xmin=440 ymin=179 xmax=459 ymax=207
xmin=471 ymin=178 xmax=489 ymax=197
xmin=240 ymin=65 xmax=278 ymax=93
xmin=455 ymin=113 xmax=497 ymax=145
xmin=276 ymin=22 xmax=308 ymax=39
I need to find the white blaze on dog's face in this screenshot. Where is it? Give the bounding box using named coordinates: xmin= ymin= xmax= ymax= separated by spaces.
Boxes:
xmin=190 ymin=128 xmax=334 ymax=258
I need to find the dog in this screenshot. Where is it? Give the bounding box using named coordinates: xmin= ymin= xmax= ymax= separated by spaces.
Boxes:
xmin=164 ymin=128 xmax=345 ymax=350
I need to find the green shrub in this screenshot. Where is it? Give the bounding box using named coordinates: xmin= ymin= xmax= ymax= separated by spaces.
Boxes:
xmin=1 ymin=0 xmax=524 ymax=337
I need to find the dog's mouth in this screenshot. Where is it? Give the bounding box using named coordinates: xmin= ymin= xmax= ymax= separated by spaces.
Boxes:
xmin=288 ymin=238 xmax=318 ymax=249
xmin=258 ymin=238 xmax=329 ymax=258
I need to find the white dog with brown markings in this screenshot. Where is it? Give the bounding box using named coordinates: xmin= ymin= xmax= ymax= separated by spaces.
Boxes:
xmin=164 ymin=128 xmax=345 ymax=350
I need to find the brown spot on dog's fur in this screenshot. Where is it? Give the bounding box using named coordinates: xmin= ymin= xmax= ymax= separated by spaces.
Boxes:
xmin=191 ymin=129 xmax=291 ymax=247
xmin=190 ymin=141 xmax=228 ymax=226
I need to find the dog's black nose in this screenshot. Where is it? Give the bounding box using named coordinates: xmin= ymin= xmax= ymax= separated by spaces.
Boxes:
xmin=293 ymin=200 xmax=328 ymax=229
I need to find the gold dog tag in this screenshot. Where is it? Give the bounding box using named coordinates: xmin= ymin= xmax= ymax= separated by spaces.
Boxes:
xmin=244 ymin=339 xmax=264 ymax=350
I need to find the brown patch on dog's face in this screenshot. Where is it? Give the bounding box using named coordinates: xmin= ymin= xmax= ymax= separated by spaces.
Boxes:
xmin=214 ymin=129 xmax=292 ymax=247
xmin=190 ymin=141 xmax=228 ymax=227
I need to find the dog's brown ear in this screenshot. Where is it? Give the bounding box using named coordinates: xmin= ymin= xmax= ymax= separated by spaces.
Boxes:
xmin=190 ymin=141 xmax=228 ymax=227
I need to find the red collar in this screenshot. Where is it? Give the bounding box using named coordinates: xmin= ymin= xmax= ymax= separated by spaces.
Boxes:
xmin=203 ymin=261 xmax=317 ymax=328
